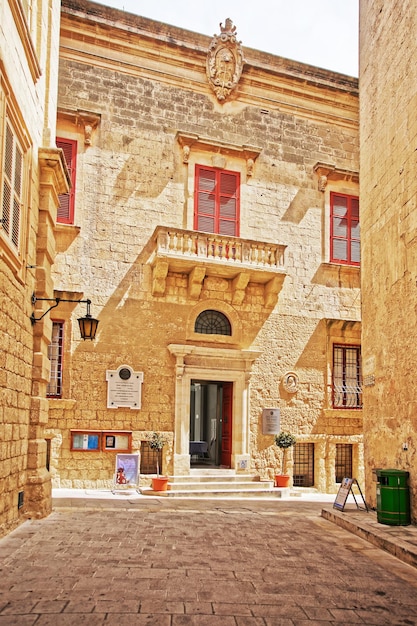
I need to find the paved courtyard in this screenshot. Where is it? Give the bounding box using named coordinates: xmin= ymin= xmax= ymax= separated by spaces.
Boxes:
xmin=1 ymin=497 xmax=417 ymax=625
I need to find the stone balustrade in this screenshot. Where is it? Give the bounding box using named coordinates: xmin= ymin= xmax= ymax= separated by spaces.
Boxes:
xmin=148 ymin=227 xmax=287 ymax=305
xmin=154 ymin=227 xmax=286 ymax=271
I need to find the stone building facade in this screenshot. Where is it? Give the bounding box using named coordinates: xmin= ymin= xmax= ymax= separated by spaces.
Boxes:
xmin=360 ymin=0 xmax=417 ymax=520
xmin=0 ymin=0 xmax=67 ymax=537
xmin=46 ymin=0 xmax=362 ymax=492
xmin=0 ymin=0 xmax=363 ymax=538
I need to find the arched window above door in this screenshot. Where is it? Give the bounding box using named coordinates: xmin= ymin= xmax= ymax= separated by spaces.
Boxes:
xmin=194 ymin=310 xmax=231 ymax=336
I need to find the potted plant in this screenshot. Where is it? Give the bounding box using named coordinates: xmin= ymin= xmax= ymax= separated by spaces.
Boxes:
xmin=148 ymin=431 xmax=169 ymax=491
xmin=274 ymin=431 xmax=296 ymax=487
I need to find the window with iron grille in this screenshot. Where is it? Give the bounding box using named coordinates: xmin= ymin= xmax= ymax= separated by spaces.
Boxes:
xmin=330 ymin=192 xmax=360 ymax=266
xmin=335 ymin=444 xmax=353 ymax=483
xmin=56 ymin=138 xmax=77 ymax=224
xmin=293 ymin=443 xmax=314 ymax=487
xmin=47 ymin=322 xmax=64 ymax=397
xmin=194 ymin=165 xmax=240 ymax=236
xmin=333 ymin=345 xmax=362 ymax=408
xmin=140 ymin=441 xmax=161 ymax=474
xmin=194 ymin=310 xmax=231 ymax=335
xmin=46 ymin=439 xmax=51 ymax=471
xmin=1 ymin=118 xmax=23 ymax=251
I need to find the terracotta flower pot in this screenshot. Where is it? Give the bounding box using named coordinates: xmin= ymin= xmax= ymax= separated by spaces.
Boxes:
xmin=152 ymin=476 xmax=169 ymax=491
xmin=275 ymin=474 xmax=290 ymax=488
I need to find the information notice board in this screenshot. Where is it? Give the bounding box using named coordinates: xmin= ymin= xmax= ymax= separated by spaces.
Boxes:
xmin=333 ymin=477 xmax=368 ymax=512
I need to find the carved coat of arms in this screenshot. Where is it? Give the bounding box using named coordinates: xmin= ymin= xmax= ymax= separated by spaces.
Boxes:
xmin=206 ymin=18 xmax=245 ymax=102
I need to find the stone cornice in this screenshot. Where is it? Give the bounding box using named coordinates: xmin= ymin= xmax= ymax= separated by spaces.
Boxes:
xmin=325 ymin=318 xmax=361 ymax=332
xmin=38 ymin=147 xmax=70 ymax=196
xmin=314 ymin=162 xmax=359 ymax=190
xmin=60 ymin=0 xmax=358 ymax=129
xmin=57 ymin=107 xmax=101 ymax=144
xmin=176 ymin=132 xmax=261 ymax=176
xmin=168 ymin=344 xmax=261 ymax=371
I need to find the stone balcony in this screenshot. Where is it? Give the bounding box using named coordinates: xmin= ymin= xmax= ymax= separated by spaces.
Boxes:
xmin=147 ymin=226 xmax=287 ymax=306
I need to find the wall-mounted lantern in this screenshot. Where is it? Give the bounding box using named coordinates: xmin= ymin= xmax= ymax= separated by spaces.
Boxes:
xmin=30 ymin=293 xmax=99 ymax=340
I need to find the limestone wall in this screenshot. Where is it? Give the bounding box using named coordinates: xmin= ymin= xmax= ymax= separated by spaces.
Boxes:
xmin=360 ymin=0 xmax=417 ymax=518
xmin=0 ymin=0 xmax=64 ymax=537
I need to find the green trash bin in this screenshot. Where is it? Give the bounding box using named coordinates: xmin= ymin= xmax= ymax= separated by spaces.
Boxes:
xmin=376 ymin=469 xmax=410 ymax=526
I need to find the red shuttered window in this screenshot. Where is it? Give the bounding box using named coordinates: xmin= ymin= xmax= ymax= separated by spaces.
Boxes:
xmin=56 ymin=138 xmax=77 ymax=224
xmin=194 ymin=165 xmax=240 ymax=236
xmin=330 ymin=193 xmax=360 ymax=265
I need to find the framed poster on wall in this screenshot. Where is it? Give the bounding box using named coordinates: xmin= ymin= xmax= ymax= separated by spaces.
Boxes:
xmin=102 ymin=431 xmax=132 ymax=452
xmin=71 ymin=431 xmax=101 ymax=451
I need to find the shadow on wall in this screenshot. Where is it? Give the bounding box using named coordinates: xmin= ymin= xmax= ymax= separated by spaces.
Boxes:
xmin=281 ymin=188 xmax=321 ymax=224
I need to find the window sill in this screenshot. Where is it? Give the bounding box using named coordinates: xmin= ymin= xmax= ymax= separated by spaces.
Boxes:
xmin=0 ymin=235 xmax=24 ymax=284
xmin=317 ymin=263 xmax=360 ymax=289
xmin=54 ymin=223 xmax=81 ymax=253
xmin=322 ymin=262 xmax=360 ymax=272
xmin=47 ymin=398 xmax=77 ymax=409
xmin=324 ymin=408 xmax=363 ymax=417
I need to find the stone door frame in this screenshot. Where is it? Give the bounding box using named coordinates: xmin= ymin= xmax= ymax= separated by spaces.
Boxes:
xmin=168 ymin=344 xmax=260 ymax=475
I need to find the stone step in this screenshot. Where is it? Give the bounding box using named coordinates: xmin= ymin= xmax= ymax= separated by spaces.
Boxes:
xmin=139 ymin=472 xmax=288 ymax=498
xmin=188 ymin=468 xmax=238 ymax=477
xmin=168 ymin=480 xmax=272 ymax=491
xmin=140 ymin=486 xmax=289 ymax=498
xmin=170 ymin=474 xmax=263 ymax=484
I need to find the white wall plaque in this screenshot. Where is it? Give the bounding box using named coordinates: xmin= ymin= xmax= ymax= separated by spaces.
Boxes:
xmin=106 ymin=365 xmax=143 ymax=410
xmin=262 ymin=408 xmax=280 ymax=435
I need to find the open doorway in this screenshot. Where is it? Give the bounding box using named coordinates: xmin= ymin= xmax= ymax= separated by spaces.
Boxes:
xmin=190 ymin=380 xmax=233 ymax=467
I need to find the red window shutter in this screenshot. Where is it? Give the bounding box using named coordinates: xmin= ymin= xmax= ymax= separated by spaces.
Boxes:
xmin=330 ymin=192 xmax=360 ymax=266
xmin=56 ymin=138 xmax=77 ymax=224
xmin=194 ymin=165 xmax=239 ymax=236
xmin=195 ymin=168 xmax=216 ymax=233
xmin=350 ymin=197 xmax=360 ymax=263
xmin=219 ymin=171 xmax=238 ymax=235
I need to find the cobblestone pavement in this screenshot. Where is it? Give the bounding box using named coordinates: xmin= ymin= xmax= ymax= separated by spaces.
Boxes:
xmin=1 ymin=497 xmax=417 ymax=625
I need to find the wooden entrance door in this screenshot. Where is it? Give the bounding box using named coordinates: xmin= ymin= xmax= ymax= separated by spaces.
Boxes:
xmin=220 ymin=382 xmax=233 ymax=467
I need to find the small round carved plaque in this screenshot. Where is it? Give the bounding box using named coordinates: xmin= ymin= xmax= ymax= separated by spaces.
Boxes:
xmin=282 ymin=371 xmax=298 ymax=393
xmin=119 ymin=367 xmax=132 ymax=381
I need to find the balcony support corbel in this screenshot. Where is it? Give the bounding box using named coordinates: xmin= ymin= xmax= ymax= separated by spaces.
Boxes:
xmin=264 ymin=275 xmax=285 ymax=308
xmin=188 ymin=266 xmax=206 ymax=299
xmin=152 ymin=259 xmax=169 ymax=295
xmin=232 ymin=272 xmax=250 ymax=305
